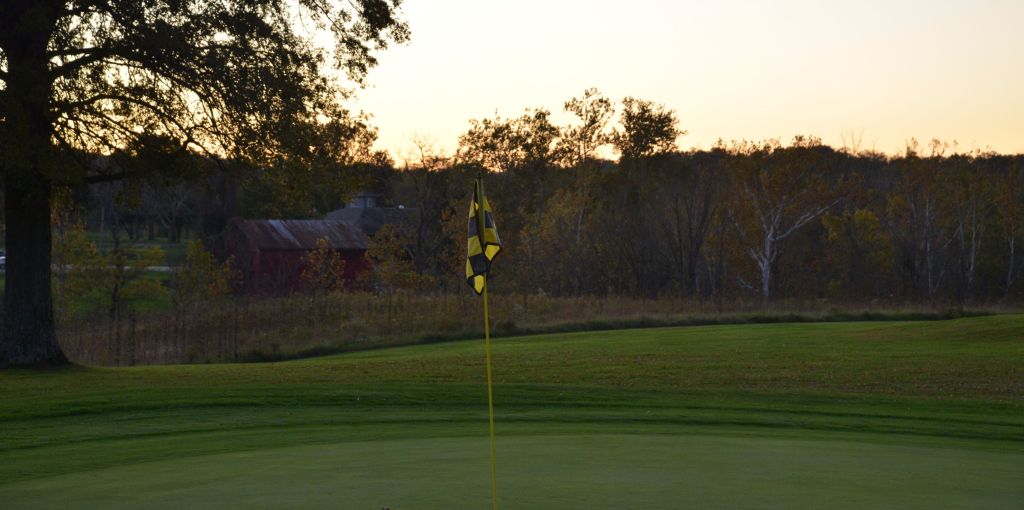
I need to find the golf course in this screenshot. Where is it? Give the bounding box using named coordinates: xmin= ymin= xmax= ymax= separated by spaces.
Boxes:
xmin=1 ymin=316 xmax=1022 ymax=509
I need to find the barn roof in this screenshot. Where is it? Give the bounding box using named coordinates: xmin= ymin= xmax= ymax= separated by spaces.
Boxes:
xmin=324 ymin=206 xmax=419 ymax=237
xmin=231 ymin=219 xmax=368 ymax=251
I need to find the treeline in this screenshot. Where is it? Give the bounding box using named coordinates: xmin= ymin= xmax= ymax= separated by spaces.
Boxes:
xmin=42 ymin=89 xmax=1024 ymax=308
xmin=375 ymin=89 xmax=1024 ymax=307
xmin=386 ymin=141 xmax=1024 ymax=307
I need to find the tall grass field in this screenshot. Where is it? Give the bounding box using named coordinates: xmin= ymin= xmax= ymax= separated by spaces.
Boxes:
xmin=1 ymin=316 xmax=1022 ymax=509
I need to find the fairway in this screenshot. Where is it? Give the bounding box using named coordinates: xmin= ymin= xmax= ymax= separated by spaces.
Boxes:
xmin=1 ymin=316 xmax=1022 ymax=509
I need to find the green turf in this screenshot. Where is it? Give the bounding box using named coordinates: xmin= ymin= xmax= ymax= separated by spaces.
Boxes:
xmin=1 ymin=316 xmax=1022 ymax=508
xmin=3 ymin=435 xmax=1021 ymax=510
xmin=85 ymin=231 xmax=189 ymax=267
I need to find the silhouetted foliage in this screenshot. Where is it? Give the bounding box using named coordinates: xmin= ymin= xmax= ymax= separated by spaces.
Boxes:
xmin=380 ymin=90 xmax=1024 ymax=309
xmin=0 ymin=0 xmax=408 ymax=366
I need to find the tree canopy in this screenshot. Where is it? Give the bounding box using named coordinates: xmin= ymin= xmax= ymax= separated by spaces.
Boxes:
xmin=0 ymin=0 xmax=407 ymax=367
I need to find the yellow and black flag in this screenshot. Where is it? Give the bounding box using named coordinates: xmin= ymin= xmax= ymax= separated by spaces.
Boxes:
xmin=466 ymin=176 xmax=502 ymax=294
xmin=466 ymin=175 xmax=503 ymax=509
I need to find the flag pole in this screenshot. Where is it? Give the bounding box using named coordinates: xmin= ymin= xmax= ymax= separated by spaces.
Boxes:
xmin=483 ymin=276 xmax=499 ymax=510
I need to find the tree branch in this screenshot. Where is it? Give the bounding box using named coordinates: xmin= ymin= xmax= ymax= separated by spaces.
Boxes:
xmin=776 ymin=199 xmax=839 ymax=241
xmin=50 ymin=47 xmax=117 ymax=79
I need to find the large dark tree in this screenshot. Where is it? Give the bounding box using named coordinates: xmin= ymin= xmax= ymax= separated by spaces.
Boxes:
xmin=0 ymin=0 xmax=407 ymax=367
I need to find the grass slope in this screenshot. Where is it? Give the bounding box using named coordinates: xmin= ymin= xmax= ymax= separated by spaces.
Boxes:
xmin=0 ymin=316 xmax=1022 ymax=508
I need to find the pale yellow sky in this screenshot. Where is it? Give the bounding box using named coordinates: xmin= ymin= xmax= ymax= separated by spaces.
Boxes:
xmin=356 ymin=0 xmax=1024 ymax=161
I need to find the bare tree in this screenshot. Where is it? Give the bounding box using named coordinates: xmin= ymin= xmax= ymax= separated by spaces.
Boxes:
xmin=653 ymin=152 xmax=722 ymax=297
xmin=728 ymin=138 xmax=844 ymax=306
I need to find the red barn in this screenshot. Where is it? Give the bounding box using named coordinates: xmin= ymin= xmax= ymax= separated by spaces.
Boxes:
xmin=225 ymin=219 xmax=369 ymax=295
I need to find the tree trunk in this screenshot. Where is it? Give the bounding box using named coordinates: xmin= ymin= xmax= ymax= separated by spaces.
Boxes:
xmin=171 ymin=220 xmax=181 ymax=243
xmin=2 ymin=176 xmax=67 ymax=367
xmin=0 ymin=1 xmax=66 ymax=367
xmin=686 ymin=241 xmax=703 ymax=298
xmin=1007 ymin=236 xmax=1017 ymax=298
xmin=761 ymin=259 xmax=772 ymax=308
xmin=760 ymin=235 xmax=774 ymax=308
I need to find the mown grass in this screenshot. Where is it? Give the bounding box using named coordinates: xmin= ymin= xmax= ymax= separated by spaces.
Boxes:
xmin=85 ymin=231 xmax=189 ymax=267
xmin=1 ymin=316 xmax=1021 ymax=489
xmin=5 ymin=434 xmax=1023 ymax=510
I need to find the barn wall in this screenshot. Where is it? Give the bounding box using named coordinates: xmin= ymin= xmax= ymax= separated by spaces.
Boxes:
xmin=251 ymin=249 xmax=369 ymax=295
xmin=224 ymin=226 xmax=259 ymax=294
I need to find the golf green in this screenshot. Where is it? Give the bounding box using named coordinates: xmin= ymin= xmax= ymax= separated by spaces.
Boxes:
xmin=1 ymin=317 xmax=1022 ymax=508
xmin=2 ymin=434 xmax=1021 ymax=509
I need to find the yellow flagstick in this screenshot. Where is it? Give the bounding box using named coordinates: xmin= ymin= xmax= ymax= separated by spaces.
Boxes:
xmin=483 ymin=276 xmax=499 ymax=510
xmin=467 ymin=175 xmax=501 ymax=509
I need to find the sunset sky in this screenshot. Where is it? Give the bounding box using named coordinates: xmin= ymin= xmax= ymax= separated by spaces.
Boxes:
xmin=356 ymin=0 xmax=1024 ymax=162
